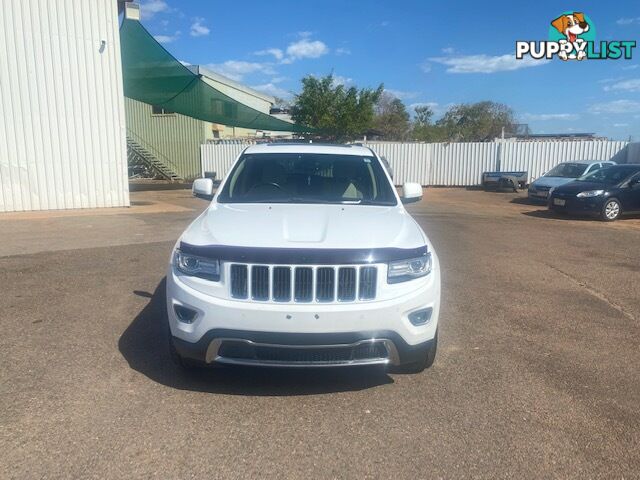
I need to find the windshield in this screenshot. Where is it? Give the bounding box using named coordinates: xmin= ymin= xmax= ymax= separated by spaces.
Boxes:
xmin=217 ymin=153 xmax=397 ymax=206
xmin=545 ymin=163 xmax=588 ymax=178
xmin=577 ymin=166 xmax=639 ymax=185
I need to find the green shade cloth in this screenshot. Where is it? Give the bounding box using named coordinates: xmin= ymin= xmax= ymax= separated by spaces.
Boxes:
xmin=120 ymin=18 xmax=307 ymax=132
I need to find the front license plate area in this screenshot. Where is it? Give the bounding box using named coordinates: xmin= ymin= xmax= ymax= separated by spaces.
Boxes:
xmin=553 ymin=198 xmax=566 ymax=206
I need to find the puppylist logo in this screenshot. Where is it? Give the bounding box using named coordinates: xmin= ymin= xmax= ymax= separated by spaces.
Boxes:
xmin=516 ymin=12 xmax=636 ymax=61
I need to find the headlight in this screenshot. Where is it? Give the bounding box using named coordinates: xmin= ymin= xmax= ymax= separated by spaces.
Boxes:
xmin=387 ymin=253 xmax=432 ymax=283
xmin=173 ymin=250 xmax=220 ymax=281
xmin=549 ymin=187 xmax=555 ymax=195
xmin=576 ymin=190 xmax=605 ymax=198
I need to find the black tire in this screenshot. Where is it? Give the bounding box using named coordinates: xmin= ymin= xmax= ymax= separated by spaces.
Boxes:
xmin=601 ymin=198 xmax=621 ymax=222
xmin=397 ymin=331 xmax=438 ymax=374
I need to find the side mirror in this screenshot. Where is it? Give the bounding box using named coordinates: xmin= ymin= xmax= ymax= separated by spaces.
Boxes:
xmin=192 ymin=178 xmax=214 ymax=200
xmin=401 ymin=182 xmax=422 ymax=204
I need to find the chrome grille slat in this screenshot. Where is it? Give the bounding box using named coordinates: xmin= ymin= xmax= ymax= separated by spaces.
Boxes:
xmin=230 ymin=264 xmax=248 ymax=299
xmin=251 ymin=265 xmax=269 ymax=301
xmin=229 ymin=264 xmax=377 ymax=303
xmin=337 ymin=267 xmax=356 ymax=301
xmin=316 ymin=267 xmax=335 ymax=302
xmin=294 ymin=267 xmax=313 ymax=302
xmin=272 ymin=267 xmax=291 ymax=302
xmin=358 ymin=266 xmax=377 ymax=300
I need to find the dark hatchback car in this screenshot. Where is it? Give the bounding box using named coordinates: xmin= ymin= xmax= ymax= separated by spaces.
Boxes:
xmin=548 ymin=165 xmax=640 ymax=221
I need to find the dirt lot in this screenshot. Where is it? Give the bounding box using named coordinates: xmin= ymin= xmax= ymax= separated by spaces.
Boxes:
xmin=1 ymin=187 xmax=639 ymax=479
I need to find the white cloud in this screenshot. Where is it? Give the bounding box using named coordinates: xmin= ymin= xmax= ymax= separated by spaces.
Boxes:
xmin=140 ymin=0 xmax=171 ymax=19
xmin=429 ymin=53 xmax=549 ymax=73
xmin=190 ymin=18 xmax=210 ymax=37
xmin=206 ymin=61 xmax=275 ymax=81
xmin=385 ymin=89 xmax=420 ymax=100
xmin=254 ymin=48 xmax=284 ymax=61
xmin=154 ymin=31 xmax=180 ymax=43
xmin=441 ymin=47 xmax=455 ymax=54
xmin=613 ymin=123 xmax=630 ymax=127
xmin=617 ymin=17 xmax=640 ymax=25
xmin=521 ymin=113 xmax=580 ymax=121
xmin=331 ymin=75 xmax=353 ymax=87
xmin=622 ymin=64 xmax=639 ymax=71
xmin=603 ymin=79 xmax=640 ymax=92
xmin=297 ymin=31 xmax=313 ymax=38
xmin=336 ymin=47 xmax=351 ymax=56
xmin=380 ymin=21 xmax=390 ymax=27
xmin=409 ymin=102 xmax=451 ymax=117
xmin=286 ymin=38 xmax=329 ymax=61
xmin=420 ymin=62 xmax=432 ymax=73
xmin=589 ymin=99 xmax=640 ymax=114
xmin=250 ymin=83 xmax=292 ymax=99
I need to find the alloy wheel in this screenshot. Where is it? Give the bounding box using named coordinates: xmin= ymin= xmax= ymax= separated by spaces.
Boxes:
xmin=605 ymin=200 xmax=620 ymax=220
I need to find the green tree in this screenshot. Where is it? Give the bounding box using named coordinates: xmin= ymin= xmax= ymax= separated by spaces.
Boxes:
xmin=436 ymin=101 xmax=515 ymax=142
xmin=413 ymin=104 xmax=434 ymax=127
xmin=411 ymin=104 xmax=446 ymax=142
xmin=373 ymin=92 xmax=411 ymax=140
xmin=291 ymin=74 xmax=383 ymax=141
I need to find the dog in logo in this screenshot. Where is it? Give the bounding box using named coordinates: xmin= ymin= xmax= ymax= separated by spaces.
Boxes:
xmin=551 ymin=12 xmax=590 ymax=60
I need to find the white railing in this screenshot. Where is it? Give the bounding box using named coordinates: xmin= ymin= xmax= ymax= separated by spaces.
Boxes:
xmin=200 ymin=140 xmax=631 ymax=186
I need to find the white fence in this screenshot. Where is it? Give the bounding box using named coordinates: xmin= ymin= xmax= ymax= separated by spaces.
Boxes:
xmin=201 ymin=140 xmax=630 ymax=186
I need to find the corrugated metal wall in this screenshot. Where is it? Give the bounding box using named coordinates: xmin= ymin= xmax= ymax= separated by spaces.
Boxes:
xmin=200 ymin=142 xmax=254 ymax=178
xmin=125 ymin=98 xmax=206 ymax=180
xmin=0 ymin=0 xmax=129 ymax=212
xmin=201 ymin=140 xmax=630 ymax=186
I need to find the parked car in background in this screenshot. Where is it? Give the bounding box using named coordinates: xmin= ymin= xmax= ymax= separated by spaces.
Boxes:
xmin=168 ymin=144 xmax=441 ymax=373
xmin=528 ymin=161 xmax=615 ymax=202
xmin=548 ymin=164 xmax=640 ymax=221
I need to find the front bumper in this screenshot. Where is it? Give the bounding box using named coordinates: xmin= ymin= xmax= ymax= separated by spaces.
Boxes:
xmin=548 ymin=195 xmax=605 ymax=216
xmin=166 ymin=263 xmax=440 ymax=367
xmin=172 ymin=329 xmax=436 ymax=367
xmin=527 ymin=188 xmax=550 ymax=202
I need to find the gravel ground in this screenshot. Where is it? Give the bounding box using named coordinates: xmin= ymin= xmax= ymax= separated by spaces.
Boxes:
xmin=1 ymin=187 xmax=639 ymax=479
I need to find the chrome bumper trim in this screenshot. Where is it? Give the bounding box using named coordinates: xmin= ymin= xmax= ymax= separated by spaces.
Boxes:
xmin=205 ymin=338 xmax=401 ymax=367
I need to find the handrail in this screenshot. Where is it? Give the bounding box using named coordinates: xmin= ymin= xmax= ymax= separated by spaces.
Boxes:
xmin=125 ymin=127 xmax=182 ymax=176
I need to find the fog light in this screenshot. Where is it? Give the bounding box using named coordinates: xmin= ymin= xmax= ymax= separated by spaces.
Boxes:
xmin=408 ymin=308 xmax=432 ymax=326
xmin=174 ymin=304 xmax=197 ymax=324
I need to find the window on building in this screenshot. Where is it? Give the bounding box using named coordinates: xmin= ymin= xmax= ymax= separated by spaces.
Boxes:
xmin=151 ymin=105 xmax=175 ymax=115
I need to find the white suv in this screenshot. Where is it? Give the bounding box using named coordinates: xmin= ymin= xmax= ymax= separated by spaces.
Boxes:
xmin=167 ymin=144 xmax=441 ymax=373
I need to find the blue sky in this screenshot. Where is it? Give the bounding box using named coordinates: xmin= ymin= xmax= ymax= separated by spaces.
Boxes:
xmin=137 ymin=0 xmax=640 ymax=140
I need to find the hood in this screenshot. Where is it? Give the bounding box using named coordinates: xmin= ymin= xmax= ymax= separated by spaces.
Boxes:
xmin=531 ymin=176 xmax=576 ymax=188
xmin=181 ymin=203 xmax=426 ymax=250
xmin=554 ymin=180 xmax=610 ymax=194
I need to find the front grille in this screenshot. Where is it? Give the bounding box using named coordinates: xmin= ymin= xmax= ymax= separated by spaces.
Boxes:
xmin=229 ymin=264 xmax=378 ymax=303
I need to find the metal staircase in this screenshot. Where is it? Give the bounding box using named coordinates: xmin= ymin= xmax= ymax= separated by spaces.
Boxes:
xmin=126 ymin=130 xmax=182 ymax=181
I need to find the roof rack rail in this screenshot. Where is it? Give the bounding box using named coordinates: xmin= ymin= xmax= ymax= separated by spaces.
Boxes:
xmin=265 ymin=141 xmax=354 ymax=147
